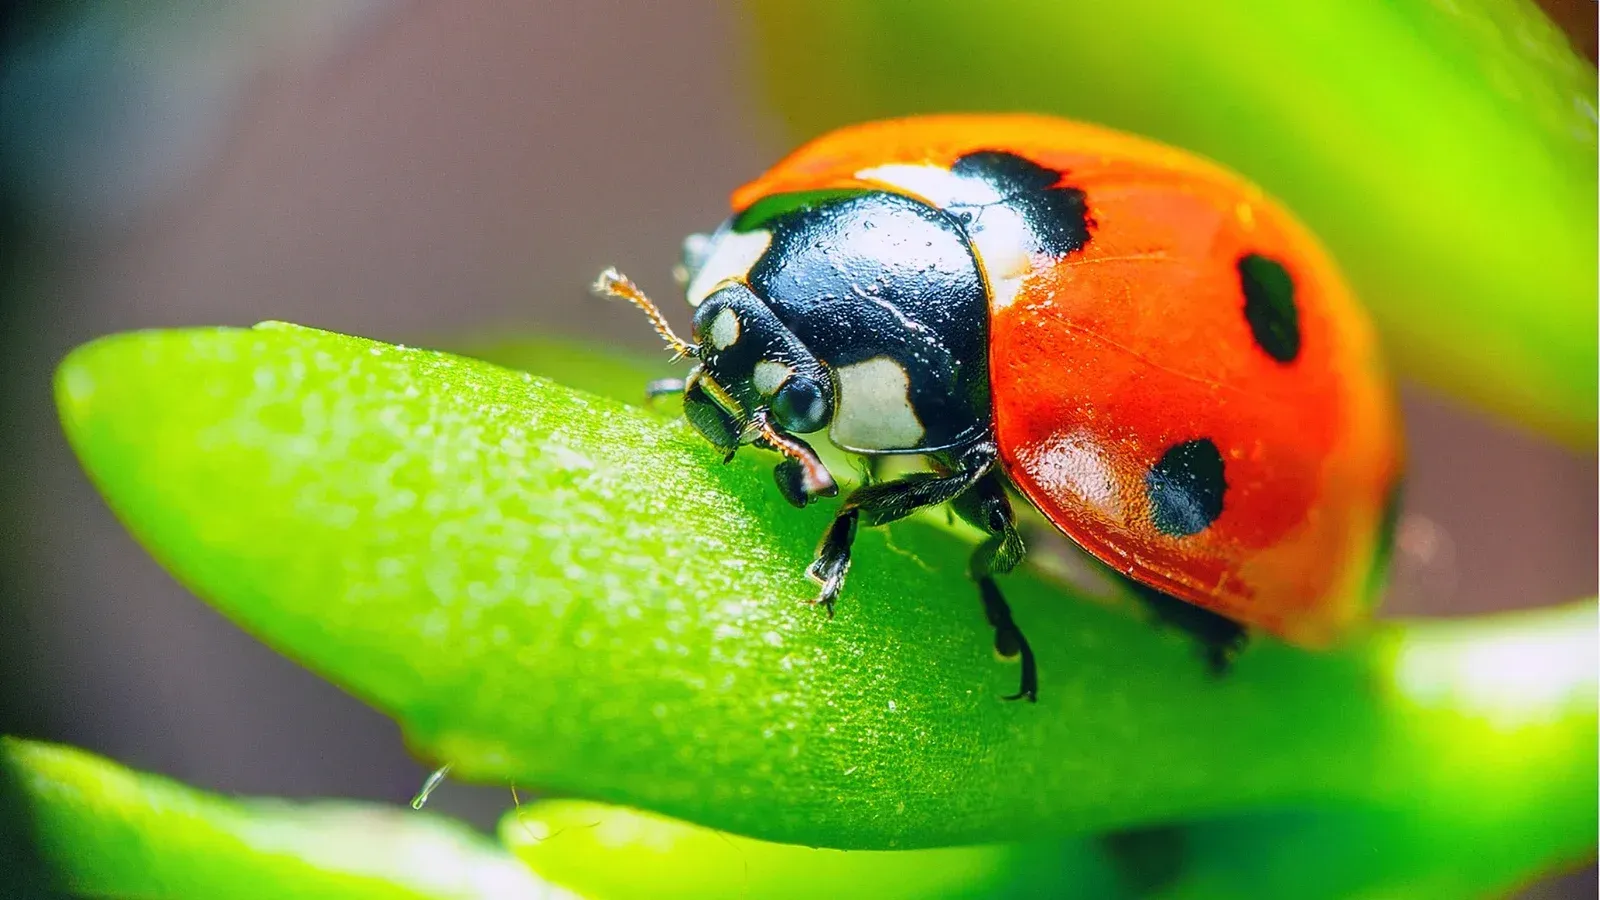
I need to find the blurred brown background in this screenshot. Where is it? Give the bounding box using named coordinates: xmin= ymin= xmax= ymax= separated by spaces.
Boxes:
xmin=0 ymin=1 xmax=1593 ymax=894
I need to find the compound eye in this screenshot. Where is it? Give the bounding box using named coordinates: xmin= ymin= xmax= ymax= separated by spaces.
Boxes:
xmin=682 ymin=382 xmax=741 ymax=451
xmin=770 ymin=376 xmax=829 ymax=435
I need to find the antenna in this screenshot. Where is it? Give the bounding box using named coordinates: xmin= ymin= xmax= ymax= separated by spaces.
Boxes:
xmin=593 ymin=268 xmax=699 ymax=360
xmin=751 ymin=412 xmax=834 ymax=497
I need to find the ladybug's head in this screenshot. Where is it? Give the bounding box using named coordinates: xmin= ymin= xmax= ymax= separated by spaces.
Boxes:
xmin=687 ymin=282 xmax=834 ymax=442
xmin=593 ymin=268 xmax=838 ymax=504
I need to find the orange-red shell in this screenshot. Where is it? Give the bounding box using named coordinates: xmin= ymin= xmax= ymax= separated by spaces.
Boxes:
xmin=734 ymin=115 xmax=1404 ymax=645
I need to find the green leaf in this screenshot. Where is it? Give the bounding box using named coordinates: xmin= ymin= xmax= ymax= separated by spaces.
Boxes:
xmin=0 ymin=736 xmax=564 ymax=899
xmin=742 ymin=0 xmax=1599 ymax=446
xmin=440 ymin=333 xmax=676 ymax=408
xmin=502 ymin=793 xmax=1597 ymax=900
xmin=499 ymin=799 xmax=1105 ymax=899
xmin=5 ymin=727 xmax=1584 ymax=900
xmin=53 ymin=322 xmax=1595 ymax=881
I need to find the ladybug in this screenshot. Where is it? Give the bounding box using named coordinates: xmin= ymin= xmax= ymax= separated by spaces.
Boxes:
xmin=596 ymin=114 xmax=1403 ymax=701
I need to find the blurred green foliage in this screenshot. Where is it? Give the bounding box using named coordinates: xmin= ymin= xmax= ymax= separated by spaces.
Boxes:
xmin=500 ymin=799 xmax=1090 ymax=899
xmin=743 ymin=0 xmax=1599 ymax=447
xmin=499 ymin=789 xmax=1599 ymax=900
xmin=6 ymin=722 xmax=1593 ymax=898
xmin=0 ymin=737 xmax=555 ymax=899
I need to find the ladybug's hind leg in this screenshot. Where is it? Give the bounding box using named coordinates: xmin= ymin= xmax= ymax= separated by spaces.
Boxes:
xmin=950 ymin=470 xmax=1037 ymax=702
xmin=1126 ymin=580 xmax=1248 ymax=675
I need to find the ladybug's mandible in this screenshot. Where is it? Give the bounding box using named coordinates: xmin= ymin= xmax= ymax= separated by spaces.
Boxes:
xmin=597 ymin=114 xmax=1403 ymax=701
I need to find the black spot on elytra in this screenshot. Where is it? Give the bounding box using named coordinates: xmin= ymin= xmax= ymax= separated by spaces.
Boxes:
xmin=948 ymin=150 xmax=1091 ymax=258
xmin=1238 ymin=253 xmax=1301 ymax=363
xmin=1146 ymin=438 xmax=1227 ymax=537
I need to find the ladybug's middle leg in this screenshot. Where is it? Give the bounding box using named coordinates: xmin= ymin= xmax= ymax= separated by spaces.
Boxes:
xmin=806 ymin=442 xmax=997 ymax=614
xmin=950 ymin=470 xmax=1037 ymax=702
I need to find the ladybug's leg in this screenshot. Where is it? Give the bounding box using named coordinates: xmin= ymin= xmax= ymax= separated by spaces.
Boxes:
xmin=806 ymin=443 xmax=997 ymax=614
xmin=806 ymin=508 xmax=859 ymax=614
xmin=950 ymin=471 xmax=1037 ymax=702
xmin=1125 ymin=580 xmax=1248 ymax=675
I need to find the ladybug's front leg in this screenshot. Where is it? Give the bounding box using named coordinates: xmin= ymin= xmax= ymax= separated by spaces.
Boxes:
xmin=950 ymin=471 xmax=1038 ymax=702
xmin=805 ymin=443 xmax=998 ymax=615
xmin=806 ymin=508 xmax=858 ymax=616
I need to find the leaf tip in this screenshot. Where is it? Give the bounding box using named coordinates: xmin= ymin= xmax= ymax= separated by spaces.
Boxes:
xmin=52 ymin=336 xmax=118 ymax=439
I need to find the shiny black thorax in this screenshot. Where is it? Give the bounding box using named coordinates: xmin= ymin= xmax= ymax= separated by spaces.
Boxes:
xmin=681 ymin=149 xmax=1092 ymax=461
xmin=692 ymin=189 xmax=990 ymax=454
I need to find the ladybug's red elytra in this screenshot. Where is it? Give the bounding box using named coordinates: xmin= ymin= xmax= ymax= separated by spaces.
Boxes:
xmin=597 ymin=114 xmax=1404 ymax=701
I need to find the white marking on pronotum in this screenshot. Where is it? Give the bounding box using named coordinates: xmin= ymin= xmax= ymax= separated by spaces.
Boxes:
xmin=752 ymin=359 xmax=792 ymax=395
xmin=856 ymin=163 xmax=1004 ymax=206
xmin=971 ymin=207 xmax=1035 ymax=310
xmin=685 ymin=229 xmax=774 ymax=306
xmin=709 ymin=307 xmax=741 ymax=350
xmin=855 ymin=162 xmax=1037 ymax=310
xmin=830 ymin=356 xmax=924 ymax=451
xmin=675 ymin=232 xmax=714 ymax=288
